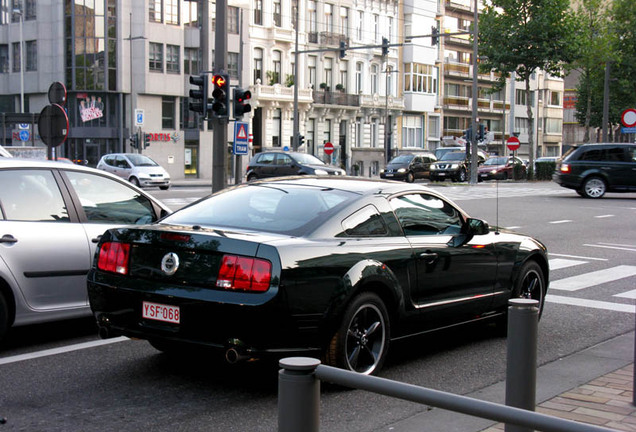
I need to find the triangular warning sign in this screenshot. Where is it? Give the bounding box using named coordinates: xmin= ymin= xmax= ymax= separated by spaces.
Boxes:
xmin=237 ymin=124 xmax=248 ymax=139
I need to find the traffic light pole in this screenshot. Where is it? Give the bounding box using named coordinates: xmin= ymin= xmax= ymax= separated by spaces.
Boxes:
xmin=212 ymin=0 xmax=228 ymax=193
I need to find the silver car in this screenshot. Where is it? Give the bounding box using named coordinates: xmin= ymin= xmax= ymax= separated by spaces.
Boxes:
xmin=96 ymin=153 xmax=171 ymax=190
xmin=0 ymin=159 xmax=170 ymax=342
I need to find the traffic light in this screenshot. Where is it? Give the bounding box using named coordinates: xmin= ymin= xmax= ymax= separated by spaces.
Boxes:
xmin=381 ymin=37 xmax=389 ymax=56
xmin=129 ymin=134 xmax=138 ymax=149
xmin=339 ymin=41 xmax=347 ymax=59
xmin=431 ymin=26 xmax=439 ymax=46
xmin=144 ymin=133 xmax=151 ymax=149
xmin=464 ymin=128 xmax=473 ymax=142
xmin=477 ymin=124 xmax=485 ymax=141
xmin=189 ymin=73 xmax=210 ymax=117
xmin=233 ymin=88 xmax=252 ymax=119
xmin=211 ymin=73 xmax=229 ymax=119
xmin=298 ymin=134 xmax=305 ymax=147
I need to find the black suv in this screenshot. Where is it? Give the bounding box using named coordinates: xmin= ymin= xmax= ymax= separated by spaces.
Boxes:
xmin=246 ymin=151 xmax=345 ymax=180
xmin=429 ymin=152 xmax=470 ymax=182
xmin=380 ymin=153 xmax=437 ymax=182
xmin=553 ymin=143 xmax=636 ymax=198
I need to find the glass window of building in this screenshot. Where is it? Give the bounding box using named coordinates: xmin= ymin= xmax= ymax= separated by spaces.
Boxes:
xmin=515 ymin=117 xmax=529 ymax=134
xmin=149 ymin=0 xmax=162 ymax=22
xmin=254 ymin=48 xmax=263 ymax=84
xmin=371 ymin=120 xmax=378 ymax=147
xmin=254 ymin=0 xmax=262 ymax=25
xmin=374 ymin=14 xmax=379 ymax=43
xmin=272 ymin=50 xmax=281 ymax=84
xmin=402 ymin=116 xmax=423 ymax=148
xmin=0 ymin=45 xmax=8 ymax=73
xmin=183 ymin=1 xmax=198 ymax=27
xmin=150 ymin=42 xmax=163 ymax=72
xmin=325 ymin=4 xmax=333 ymax=33
xmin=273 ymin=0 xmax=281 ymax=27
xmin=356 ymin=10 xmax=363 ymax=41
xmin=339 ymin=61 xmax=348 ymax=92
xmin=228 ymin=6 xmax=239 ymax=33
xmin=404 ymin=63 xmax=437 ymax=94
xmin=340 ymin=7 xmax=349 ymax=37
xmin=428 ymin=116 xmax=440 ymax=140
xmin=162 ymin=97 xmax=176 ymax=129
xmin=355 ymin=62 xmax=362 ymax=94
xmin=25 ymin=41 xmax=36 ymax=71
xmin=308 ymin=55 xmax=316 ymax=89
xmin=166 ymin=44 xmax=180 ymax=73
xmin=550 ymin=91 xmax=561 ymax=106
xmin=24 ymin=0 xmax=36 ymax=20
xmin=228 ymin=52 xmax=239 ymax=79
xmin=371 ymin=64 xmax=378 ymax=94
xmin=184 ymin=48 xmax=199 ymax=75
xmin=11 ymin=42 xmax=19 ymax=73
xmin=165 ymin=0 xmax=179 ymax=25
xmin=324 ymin=57 xmax=332 ymax=89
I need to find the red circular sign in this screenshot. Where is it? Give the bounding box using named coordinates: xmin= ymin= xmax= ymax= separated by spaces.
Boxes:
xmin=324 ymin=142 xmax=334 ymax=155
xmin=621 ymin=108 xmax=636 ymax=127
xmin=506 ymin=136 xmax=520 ymax=151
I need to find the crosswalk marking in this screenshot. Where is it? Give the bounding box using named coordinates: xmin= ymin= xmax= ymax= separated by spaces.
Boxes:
xmin=546 ymin=295 xmax=635 ymax=314
xmin=584 ymin=243 xmax=636 ymax=252
xmin=614 ymin=289 xmax=636 ymax=299
xmin=550 ymin=265 xmax=636 ymax=291
xmin=549 ymin=258 xmax=587 ymax=271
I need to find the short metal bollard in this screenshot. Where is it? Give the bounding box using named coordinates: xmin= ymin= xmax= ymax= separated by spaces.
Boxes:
xmin=505 ymin=298 xmax=539 ymax=432
xmin=278 ymin=357 xmax=321 ymax=432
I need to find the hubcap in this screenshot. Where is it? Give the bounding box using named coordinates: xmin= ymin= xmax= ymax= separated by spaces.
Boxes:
xmin=585 ymin=179 xmax=605 ymax=198
xmin=345 ymin=304 xmax=385 ymax=374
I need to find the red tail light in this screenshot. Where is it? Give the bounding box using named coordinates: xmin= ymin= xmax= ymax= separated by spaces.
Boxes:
xmin=216 ymin=255 xmax=272 ymax=292
xmin=560 ymin=163 xmax=571 ymax=173
xmin=97 ymin=242 xmax=131 ymax=275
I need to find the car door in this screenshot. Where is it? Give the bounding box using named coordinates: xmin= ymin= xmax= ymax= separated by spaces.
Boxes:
xmin=0 ymin=168 xmax=91 ymax=311
xmin=390 ymin=193 xmax=497 ymax=324
xmin=608 ymin=146 xmax=636 ymax=189
xmin=113 ymin=155 xmax=133 ymax=180
xmin=255 ymin=153 xmax=276 ymax=178
xmin=411 ymin=156 xmax=425 ymax=178
xmin=273 ymin=153 xmax=297 ymax=177
xmin=61 ymin=170 xmax=162 ymax=261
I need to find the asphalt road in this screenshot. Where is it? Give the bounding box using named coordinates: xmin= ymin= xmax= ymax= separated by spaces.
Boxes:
xmin=1 ymin=181 xmax=634 ymax=432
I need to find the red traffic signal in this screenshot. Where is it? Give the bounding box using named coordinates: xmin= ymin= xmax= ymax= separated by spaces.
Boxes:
xmin=211 ymin=73 xmax=229 ymax=118
xmin=233 ymin=88 xmax=252 ymax=119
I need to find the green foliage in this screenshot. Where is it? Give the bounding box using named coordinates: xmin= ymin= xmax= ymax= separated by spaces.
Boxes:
xmin=535 ymin=161 xmax=556 ymax=180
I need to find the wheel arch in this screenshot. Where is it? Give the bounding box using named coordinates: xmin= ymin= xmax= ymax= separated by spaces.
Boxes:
xmin=0 ymin=275 xmax=16 ymax=328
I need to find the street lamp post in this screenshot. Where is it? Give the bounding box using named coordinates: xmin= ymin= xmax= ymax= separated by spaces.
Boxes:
xmin=13 ymin=8 xmax=24 ymax=113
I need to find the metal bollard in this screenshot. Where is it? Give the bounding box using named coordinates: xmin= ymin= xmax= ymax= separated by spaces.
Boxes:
xmin=505 ymin=298 xmax=539 ymax=432
xmin=278 ymin=357 xmax=321 ymax=432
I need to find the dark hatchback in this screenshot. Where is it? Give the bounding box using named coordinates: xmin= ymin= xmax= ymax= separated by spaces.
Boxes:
xmin=88 ymin=177 xmax=549 ymax=375
xmin=246 ymin=151 xmax=345 ymax=180
xmin=380 ymin=153 xmax=437 ymax=182
xmin=553 ymin=143 xmax=636 ymax=198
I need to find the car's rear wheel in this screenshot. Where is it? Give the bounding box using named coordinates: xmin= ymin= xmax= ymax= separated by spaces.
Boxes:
xmin=247 ymin=174 xmax=257 ymax=181
xmin=581 ymin=176 xmax=606 ymax=199
xmin=325 ymin=292 xmax=390 ymax=375
xmin=406 ymin=171 xmax=415 ymax=183
xmin=0 ymin=293 xmax=8 ymax=342
xmin=130 ymin=177 xmax=140 ymax=187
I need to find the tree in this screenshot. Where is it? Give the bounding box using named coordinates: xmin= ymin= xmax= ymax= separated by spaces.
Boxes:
xmin=478 ymin=0 xmax=578 ymax=175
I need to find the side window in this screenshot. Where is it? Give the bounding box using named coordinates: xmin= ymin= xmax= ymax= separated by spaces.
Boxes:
xmin=391 ymin=193 xmax=462 ymax=236
xmin=258 ymin=153 xmax=275 ymax=165
xmin=579 ymin=148 xmax=604 ymax=161
xmin=65 ymin=171 xmax=156 ymax=225
xmin=606 ymin=147 xmax=626 ymax=162
xmin=627 ymin=147 xmax=636 ymax=162
xmin=276 ymin=154 xmax=293 ymax=165
xmin=0 ymin=170 xmax=69 ymax=222
xmin=413 ymin=157 xmax=422 ymax=164
xmin=341 ymin=205 xmax=388 ymax=237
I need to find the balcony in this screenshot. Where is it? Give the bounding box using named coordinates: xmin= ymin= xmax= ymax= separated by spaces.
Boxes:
xmin=308 ymin=31 xmax=348 ymax=47
xmin=313 ymin=90 xmax=360 ymax=107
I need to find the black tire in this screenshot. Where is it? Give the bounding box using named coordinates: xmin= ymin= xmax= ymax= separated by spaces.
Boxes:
xmin=0 ymin=293 xmax=8 ymax=342
xmin=502 ymin=172 xmax=509 ymax=181
xmin=325 ymin=292 xmax=390 ymax=375
xmin=457 ymin=169 xmax=467 ymax=182
xmin=581 ymin=176 xmax=606 ymax=199
xmin=130 ymin=177 xmax=141 ymax=187
xmin=406 ymin=171 xmax=415 ymax=183
xmin=159 ymin=185 xmax=170 ymax=190
xmin=246 ymin=174 xmax=257 ymax=182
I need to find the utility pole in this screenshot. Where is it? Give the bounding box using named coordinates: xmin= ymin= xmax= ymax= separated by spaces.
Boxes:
xmin=469 ymin=0 xmax=479 ymax=184
xmin=212 ymin=0 xmax=228 ymax=192
xmin=292 ymin=0 xmax=300 ymax=150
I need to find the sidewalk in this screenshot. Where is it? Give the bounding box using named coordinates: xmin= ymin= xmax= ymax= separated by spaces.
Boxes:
xmin=381 ymin=332 xmax=635 ymax=432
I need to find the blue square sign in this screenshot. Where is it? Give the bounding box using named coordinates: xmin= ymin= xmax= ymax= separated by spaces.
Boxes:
xmin=233 ymin=122 xmax=249 ymax=155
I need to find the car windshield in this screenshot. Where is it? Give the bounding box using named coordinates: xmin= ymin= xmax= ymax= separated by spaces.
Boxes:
xmin=389 ymin=155 xmax=413 ymax=164
xmin=291 ymin=153 xmax=326 ymax=165
xmin=484 ymin=157 xmax=508 ymax=166
xmin=440 ymin=152 xmax=465 ymax=161
xmin=126 ymin=154 xmax=158 ymax=167
xmin=161 ymin=183 xmax=356 ymax=235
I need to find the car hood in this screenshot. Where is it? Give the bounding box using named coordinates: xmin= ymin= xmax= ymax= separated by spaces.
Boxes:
xmin=132 ymin=166 xmax=169 ymax=176
xmin=385 ymin=163 xmax=408 ymax=170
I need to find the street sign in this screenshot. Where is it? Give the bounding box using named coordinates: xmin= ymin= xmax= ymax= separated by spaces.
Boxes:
xmin=38 ymin=103 xmax=69 ymax=147
xmin=18 ymin=123 xmax=29 ymax=130
xmin=135 ymin=109 xmax=145 ymax=126
xmin=324 ymin=142 xmax=334 ymax=155
xmin=19 ymin=130 xmax=29 ymax=141
xmin=620 ymin=108 xmax=636 ymax=128
xmin=621 ymin=126 xmax=636 ymax=134
xmin=506 ymin=136 xmax=520 ymax=151
xmin=233 ymin=121 xmax=249 ymax=155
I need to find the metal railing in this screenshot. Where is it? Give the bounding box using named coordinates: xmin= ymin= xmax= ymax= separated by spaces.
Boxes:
xmin=278 ymin=299 xmax=619 ymax=432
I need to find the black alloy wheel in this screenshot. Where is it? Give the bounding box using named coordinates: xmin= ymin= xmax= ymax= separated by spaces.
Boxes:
xmin=581 ymin=176 xmax=607 ymax=199
xmin=325 ymin=292 xmax=390 ymax=375
xmin=514 ymin=261 xmax=546 ymax=319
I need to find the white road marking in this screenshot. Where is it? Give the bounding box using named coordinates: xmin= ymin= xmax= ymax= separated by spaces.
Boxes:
xmin=0 ymin=337 xmax=129 ymax=366
xmin=594 ymin=215 xmax=614 ymax=219
xmin=549 ymin=220 xmax=573 ymax=224
xmin=549 ymin=258 xmax=587 ymax=271
xmin=546 ymin=295 xmax=635 ymax=314
xmin=584 ymin=244 xmax=636 ymax=252
xmin=504 ymin=226 xmax=522 ymax=230
xmin=615 ymin=289 xmax=636 ymax=300
xmin=549 ymin=253 xmax=608 ymax=261
xmin=550 ymin=265 xmax=636 ymax=291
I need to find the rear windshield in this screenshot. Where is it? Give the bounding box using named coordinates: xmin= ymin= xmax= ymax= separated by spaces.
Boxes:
xmin=161 ymin=184 xmax=357 ymax=235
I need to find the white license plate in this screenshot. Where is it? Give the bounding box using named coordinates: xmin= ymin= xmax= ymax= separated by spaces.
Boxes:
xmin=385 ymin=173 xmax=393 ymax=177
xmin=438 ymin=173 xmax=446 ymax=176
xmin=142 ymin=301 xmax=180 ymax=324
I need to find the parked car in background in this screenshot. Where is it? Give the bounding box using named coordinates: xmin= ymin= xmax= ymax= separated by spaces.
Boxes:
xmin=246 ymin=151 xmax=345 ymax=180
xmin=380 ymin=153 xmax=437 ymax=182
xmin=553 ymin=143 xmax=636 ymax=198
xmin=429 ymin=152 xmax=470 ymax=182
xmin=0 ymin=159 xmax=171 ymax=343
xmin=97 ymin=153 xmax=171 ymax=190
xmin=478 ymin=156 xmax=526 ymax=181
xmin=88 ymin=177 xmax=548 ymax=375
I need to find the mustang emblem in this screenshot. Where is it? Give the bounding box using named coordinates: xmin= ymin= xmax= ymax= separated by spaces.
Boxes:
xmin=160 ymin=252 xmax=180 ymax=276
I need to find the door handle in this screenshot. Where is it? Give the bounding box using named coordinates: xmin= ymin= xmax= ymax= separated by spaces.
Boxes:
xmin=0 ymin=234 xmax=18 ymax=244
xmin=419 ymin=252 xmax=438 ymax=264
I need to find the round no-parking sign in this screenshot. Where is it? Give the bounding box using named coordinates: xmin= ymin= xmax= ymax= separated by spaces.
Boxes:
xmin=621 ymin=108 xmax=636 ymax=127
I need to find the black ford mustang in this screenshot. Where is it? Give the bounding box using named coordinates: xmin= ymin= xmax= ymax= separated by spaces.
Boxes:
xmin=88 ymin=177 xmax=548 ymax=375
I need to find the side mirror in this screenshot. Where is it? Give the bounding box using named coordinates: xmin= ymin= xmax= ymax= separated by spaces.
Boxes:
xmin=466 ymin=218 xmax=489 ymax=236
